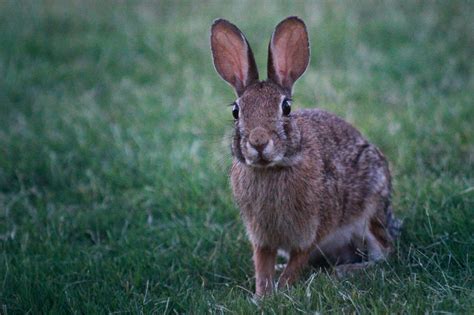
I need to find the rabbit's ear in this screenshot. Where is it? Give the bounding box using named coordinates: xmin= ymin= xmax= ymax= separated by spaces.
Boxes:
xmin=211 ymin=19 xmax=259 ymax=96
xmin=267 ymin=17 xmax=310 ymax=93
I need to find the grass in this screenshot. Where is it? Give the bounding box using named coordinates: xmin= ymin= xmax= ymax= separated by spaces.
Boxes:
xmin=0 ymin=0 xmax=473 ymax=313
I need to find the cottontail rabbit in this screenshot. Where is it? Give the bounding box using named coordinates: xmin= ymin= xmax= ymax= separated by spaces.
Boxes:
xmin=210 ymin=16 xmax=401 ymax=297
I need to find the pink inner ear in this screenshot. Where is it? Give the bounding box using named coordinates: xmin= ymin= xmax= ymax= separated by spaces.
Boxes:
xmin=273 ymin=25 xmax=303 ymax=84
xmin=269 ymin=18 xmax=309 ymax=90
xmin=214 ymin=30 xmax=249 ymax=87
xmin=211 ymin=19 xmax=259 ymax=95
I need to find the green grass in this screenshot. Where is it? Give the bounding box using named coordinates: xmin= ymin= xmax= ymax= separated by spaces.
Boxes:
xmin=1 ymin=1 xmax=473 ymax=313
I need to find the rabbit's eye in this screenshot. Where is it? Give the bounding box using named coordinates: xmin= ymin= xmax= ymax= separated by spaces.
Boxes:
xmin=282 ymin=99 xmax=291 ymax=116
xmin=232 ymin=103 xmax=239 ymax=119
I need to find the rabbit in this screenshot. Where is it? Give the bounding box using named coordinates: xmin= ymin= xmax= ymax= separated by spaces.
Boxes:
xmin=210 ymin=16 xmax=402 ymax=297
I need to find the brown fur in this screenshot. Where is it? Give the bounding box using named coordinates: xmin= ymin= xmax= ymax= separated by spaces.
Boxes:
xmin=253 ymin=246 xmax=277 ymax=296
xmin=211 ymin=17 xmax=400 ymax=297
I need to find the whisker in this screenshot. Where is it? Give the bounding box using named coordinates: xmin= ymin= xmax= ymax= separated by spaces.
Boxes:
xmin=214 ymin=152 xmax=233 ymax=170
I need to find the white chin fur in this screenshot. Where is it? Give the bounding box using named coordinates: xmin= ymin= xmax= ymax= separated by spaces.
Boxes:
xmin=244 ymin=139 xmax=278 ymax=165
xmin=242 ymin=139 xmax=301 ymax=168
xmin=245 ymin=142 xmax=259 ymax=160
xmin=263 ymin=139 xmax=274 ymax=156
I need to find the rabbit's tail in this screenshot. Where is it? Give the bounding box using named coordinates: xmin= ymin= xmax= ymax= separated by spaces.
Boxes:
xmin=386 ymin=206 xmax=402 ymax=241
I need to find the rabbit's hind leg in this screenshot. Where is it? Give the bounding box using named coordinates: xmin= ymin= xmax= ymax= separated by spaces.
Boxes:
xmin=309 ymin=223 xmax=366 ymax=268
xmin=309 ymin=241 xmax=364 ymax=268
xmin=332 ymin=224 xmax=389 ymax=276
xmin=334 ymin=261 xmax=375 ymax=277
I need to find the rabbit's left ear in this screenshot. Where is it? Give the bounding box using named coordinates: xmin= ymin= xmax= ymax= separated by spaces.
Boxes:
xmin=267 ymin=17 xmax=310 ymax=94
xmin=211 ymin=19 xmax=259 ymax=96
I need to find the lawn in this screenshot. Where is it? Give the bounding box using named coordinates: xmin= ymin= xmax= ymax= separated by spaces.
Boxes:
xmin=0 ymin=1 xmax=473 ymax=313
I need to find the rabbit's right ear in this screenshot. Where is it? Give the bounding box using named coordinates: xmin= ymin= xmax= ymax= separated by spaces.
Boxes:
xmin=211 ymin=19 xmax=259 ymax=96
xmin=267 ymin=17 xmax=310 ymax=94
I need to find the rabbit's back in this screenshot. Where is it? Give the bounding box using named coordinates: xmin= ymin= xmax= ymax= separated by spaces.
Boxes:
xmin=296 ymin=109 xmax=392 ymax=237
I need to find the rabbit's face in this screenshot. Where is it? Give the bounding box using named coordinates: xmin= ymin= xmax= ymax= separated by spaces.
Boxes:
xmin=211 ymin=17 xmax=309 ymax=167
xmin=232 ymin=82 xmax=301 ymax=167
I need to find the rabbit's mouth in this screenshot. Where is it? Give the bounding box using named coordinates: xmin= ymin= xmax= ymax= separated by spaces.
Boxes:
xmin=242 ymin=138 xmax=283 ymax=167
xmin=244 ymin=155 xmax=271 ymax=168
xmin=244 ymin=151 xmax=302 ymax=168
xmin=245 ymin=153 xmax=286 ymax=168
xmin=253 ymin=158 xmax=271 ymax=167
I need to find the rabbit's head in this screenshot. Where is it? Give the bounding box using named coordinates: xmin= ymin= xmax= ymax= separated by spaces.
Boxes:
xmin=211 ymin=17 xmax=310 ymax=167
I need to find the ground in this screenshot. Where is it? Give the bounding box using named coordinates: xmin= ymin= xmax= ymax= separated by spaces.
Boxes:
xmin=0 ymin=1 xmax=473 ymax=313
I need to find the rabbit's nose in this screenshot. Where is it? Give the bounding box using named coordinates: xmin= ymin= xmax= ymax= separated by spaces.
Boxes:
xmin=249 ymin=127 xmax=270 ymax=152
